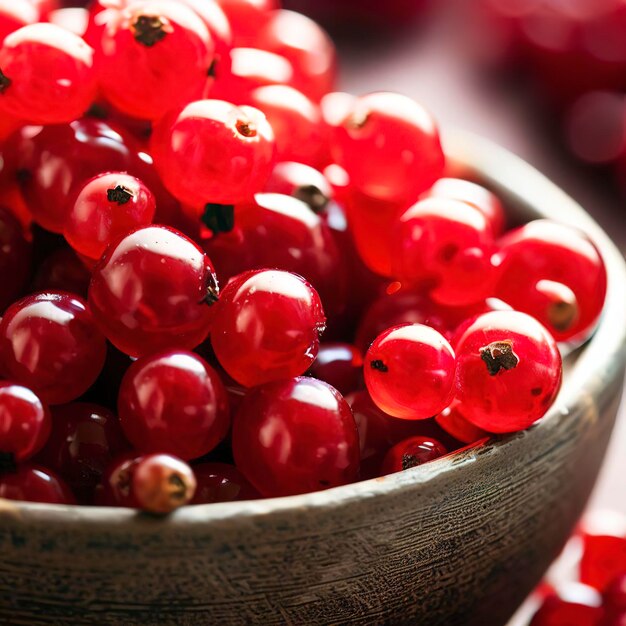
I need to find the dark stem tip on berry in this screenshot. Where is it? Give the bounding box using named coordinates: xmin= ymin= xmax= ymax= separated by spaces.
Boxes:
xmin=401 ymin=453 xmax=419 ymax=471
xmin=236 ymin=119 xmax=257 ymax=138
xmin=548 ymin=300 xmax=578 ymax=332
xmin=370 ymin=359 xmax=388 ymax=373
xmin=207 ymin=59 xmax=217 ymax=78
xmin=168 ymin=472 xmax=188 ymax=502
xmin=201 ymin=273 xmax=220 ymax=306
xmin=132 ymin=15 xmax=168 ymax=47
xmin=348 ymin=109 xmax=370 ymax=130
xmin=0 ymin=452 xmax=16 ymax=473
xmin=293 ymin=185 xmax=329 ymax=214
xmin=107 ymin=185 xmax=134 ymax=205
xmin=201 ymin=203 xmax=235 ymax=235
xmin=480 ymin=340 xmax=519 ymax=376
xmin=0 ymin=69 xmax=12 ymax=93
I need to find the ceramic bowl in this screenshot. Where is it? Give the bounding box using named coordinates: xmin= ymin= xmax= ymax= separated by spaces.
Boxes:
xmin=0 ymin=131 xmax=624 ymax=626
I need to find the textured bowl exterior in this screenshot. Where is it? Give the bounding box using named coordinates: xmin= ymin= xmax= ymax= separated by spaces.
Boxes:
xmin=0 ymin=132 xmax=624 ymax=626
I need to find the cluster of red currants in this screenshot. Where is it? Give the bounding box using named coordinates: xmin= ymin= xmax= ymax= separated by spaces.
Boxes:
xmin=529 ymin=510 xmax=626 ymax=626
xmin=0 ymin=0 xmax=608 ymax=513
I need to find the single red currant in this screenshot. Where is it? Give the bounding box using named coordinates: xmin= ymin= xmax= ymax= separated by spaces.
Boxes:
xmin=435 ymin=404 xmax=490 ymax=444
xmin=0 ymin=23 xmax=97 ymax=124
xmin=364 ymin=324 xmax=456 ymax=420
xmin=64 ymin=172 xmax=156 ymax=261
xmin=0 ymin=381 xmax=50 ymax=463
xmin=0 ymin=464 xmax=76 ymax=504
xmin=0 ymin=0 xmax=38 ymax=44
xmin=264 ymin=161 xmax=332 ymax=214
xmin=529 ymin=583 xmax=604 ymax=626
xmin=153 ymin=99 xmax=275 ymax=210
xmin=95 ymin=451 xmax=142 ymax=507
xmin=211 ymin=269 xmax=326 ymax=387
xmin=97 ymin=0 xmax=215 ymax=121
xmin=118 ymin=350 xmax=230 ymax=461
xmin=0 ymin=204 xmax=30 ymax=311
xmin=232 ymin=377 xmax=360 ymax=497
xmin=191 ymin=462 xmax=258 ymax=504
xmin=307 ymin=343 xmax=363 ymax=396
xmin=381 ymin=436 xmax=448 ymax=475
xmin=454 ymin=310 xmax=562 ymax=433
xmin=330 ymin=92 xmax=445 ymax=204
xmin=0 ymin=292 xmax=107 ymax=405
xmin=33 ymin=247 xmax=91 ymax=299
xmin=89 ymin=225 xmax=218 ymax=358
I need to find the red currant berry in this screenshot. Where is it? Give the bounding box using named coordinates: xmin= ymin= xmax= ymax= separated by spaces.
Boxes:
xmin=248 ymin=85 xmax=327 ymax=167
xmin=118 ymin=350 xmax=229 ymax=461
xmin=215 ymin=0 xmax=277 ymax=45
xmin=232 ymin=377 xmax=360 ymax=497
xmin=454 ymin=310 xmax=562 ymax=433
xmin=422 ymin=177 xmax=506 ymax=236
xmin=605 ymin=575 xmax=626 ymax=614
xmin=0 ymin=23 xmax=96 ymax=124
xmin=307 ymin=343 xmax=363 ymax=396
xmin=253 ymin=10 xmax=336 ymax=101
xmin=435 ymin=404 xmax=489 ymax=444
xmin=330 ymin=92 xmax=445 ymax=204
xmin=191 ymin=462 xmax=258 ymax=504
xmin=0 ymin=204 xmax=30 ymax=311
xmin=0 ymin=292 xmax=107 ymax=405
xmin=95 ymin=451 xmax=142 ymax=507
xmin=36 ymin=402 xmax=128 ymax=502
xmin=364 ymin=324 xmax=456 ymax=420
xmin=131 ymin=453 xmax=196 ymax=514
xmin=529 ymin=583 xmax=603 ymax=626
xmin=0 ymin=464 xmax=75 ymax=504
xmin=264 ymin=161 xmax=332 ymax=214
xmin=0 ymin=0 xmax=38 ymax=44
xmin=211 ymin=269 xmax=326 ymax=387
xmin=495 ymin=220 xmax=607 ymax=343
xmin=0 ymin=381 xmax=50 ymax=462
xmin=89 ymin=225 xmax=218 ymax=358
xmin=153 ymin=99 xmax=275 ymax=209
xmin=64 ymin=172 xmax=156 ymax=261
xmin=381 ymin=436 xmax=448 ymax=475
xmin=33 ymin=247 xmax=91 ymax=299
xmin=97 ymin=0 xmax=215 ymax=121
xmin=394 ymin=197 xmax=497 ymax=306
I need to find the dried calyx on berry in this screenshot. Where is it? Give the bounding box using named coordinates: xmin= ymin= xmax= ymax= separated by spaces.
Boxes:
xmin=202 ymin=203 xmax=235 ymax=234
xmin=0 ymin=69 xmax=11 ymax=93
xmin=132 ymin=15 xmax=171 ymax=47
xmin=480 ymin=340 xmax=519 ymax=376
xmin=107 ymin=185 xmax=134 ymax=205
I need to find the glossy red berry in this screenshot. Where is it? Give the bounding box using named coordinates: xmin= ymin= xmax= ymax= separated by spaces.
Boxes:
xmin=191 ymin=462 xmax=258 ymax=504
xmin=153 ymin=99 xmax=275 ymax=210
xmin=215 ymin=0 xmax=277 ymax=45
xmin=33 ymin=247 xmax=91 ymax=299
xmin=36 ymin=403 xmax=128 ymax=502
xmin=435 ymin=404 xmax=490 ymax=444
xmin=0 ymin=381 xmax=50 ymax=462
xmin=308 ymin=343 xmax=363 ymax=396
xmin=529 ymin=583 xmax=604 ymax=626
xmin=0 ymin=0 xmax=38 ymax=44
xmin=232 ymin=377 xmax=360 ymax=497
xmin=264 ymin=161 xmax=332 ymax=214
xmin=89 ymin=225 xmax=218 ymax=358
xmin=211 ymin=269 xmax=326 ymax=387
xmin=131 ymin=453 xmax=196 ymax=514
xmin=364 ymin=324 xmax=456 ymax=420
xmin=330 ymin=92 xmax=445 ymax=204
xmin=454 ymin=310 xmax=562 ymax=433
xmin=64 ymin=172 xmax=156 ymax=261
xmin=118 ymin=350 xmax=229 ymax=461
xmin=96 ymin=451 xmax=142 ymax=507
xmin=394 ymin=197 xmax=497 ymax=306
xmin=381 ymin=436 xmax=448 ymax=475
xmin=0 ymin=23 xmax=96 ymax=124
xmin=0 ymin=464 xmax=76 ymax=504
xmin=0 ymin=292 xmax=107 ymax=405
xmin=97 ymin=0 xmax=215 ymax=121
xmin=0 ymin=205 xmax=30 ymax=311
xmin=495 ymin=220 xmax=607 ymax=343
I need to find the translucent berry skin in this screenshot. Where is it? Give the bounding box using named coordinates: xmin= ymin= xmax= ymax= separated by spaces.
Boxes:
xmin=191 ymin=462 xmax=258 ymax=504
xmin=253 ymin=10 xmax=336 ymax=101
xmin=0 ymin=205 xmax=30 ymax=311
xmin=264 ymin=161 xmax=332 ymax=214
xmin=118 ymin=350 xmax=230 ymax=461
xmin=331 ymin=92 xmax=445 ymax=204
xmin=211 ymin=269 xmax=326 ymax=388
xmin=97 ymin=0 xmax=214 ymax=121
xmin=64 ymin=172 xmax=156 ymax=261
xmin=454 ymin=311 xmax=562 ymax=433
xmin=153 ymin=99 xmax=275 ymax=208
xmin=0 ymin=0 xmax=38 ymax=45
xmin=365 ymin=324 xmax=456 ymax=420
xmin=89 ymin=225 xmax=218 ymax=358
xmin=36 ymin=402 xmax=128 ymax=502
xmin=381 ymin=436 xmax=448 ymax=475
xmin=308 ymin=343 xmax=363 ymax=397
xmin=422 ymin=177 xmax=506 ymax=236
xmin=131 ymin=453 xmax=196 ymax=514
xmin=0 ymin=292 xmax=107 ymax=405
xmin=33 ymin=247 xmax=91 ymax=299
xmin=495 ymin=220 xmax=607 ymax=343
xmin=232 ymin=377 xmax=360 ymax=497
xmin=248 ymin=85 xmax=327 ymax=168
xmin=394 ymin=197 xmax=497 ymax=306
xmin=435 ymin=404 xmax=489 ymax=444
xmin=0 ymin=23 xmax=96 ymax=124
xmin=0 ymin=464 xmax=76 ymax=504
xmin=215 ymin=0 xmax=277 ymax=46
xmin=203 ymin=193 xmax=344 ymax=315
xmin=529 ymin=583 xmax=603 ymax=626
xmin=0 ymin=381 xmax=51 ymax=462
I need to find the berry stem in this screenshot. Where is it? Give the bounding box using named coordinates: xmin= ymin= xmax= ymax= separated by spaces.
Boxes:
xmin=480 ymin=340 xmax=519 ymax=376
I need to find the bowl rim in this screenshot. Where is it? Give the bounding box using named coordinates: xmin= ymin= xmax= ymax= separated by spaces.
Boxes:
xmin=9 ymin=129 xmax=626 ymax=527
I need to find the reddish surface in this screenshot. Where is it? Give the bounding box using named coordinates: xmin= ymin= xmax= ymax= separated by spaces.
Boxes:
xmin=381 ymin=435 xmax=448 ymax=475
xmin=0 ymin=464 xmax=75 ymax=504
xmin=307 ymin=342 xmax=363 ymax=396
xmin=191 ymin=462 xmax=259 ymax=504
